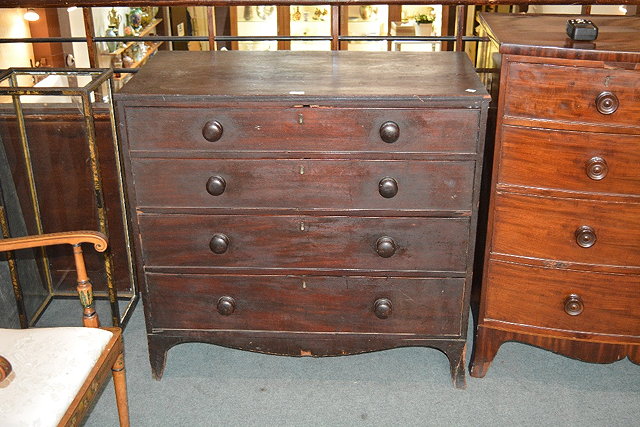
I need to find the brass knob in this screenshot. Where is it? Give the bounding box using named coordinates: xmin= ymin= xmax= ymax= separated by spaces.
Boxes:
xmin=217 ymin=296 xmax=236 ymax=315
xmin=564 ymin=294 xmax=584 ymax=316
xmin=378 ymin=177 xmax=398 ymax=198
xmin=379 ymin=121 xmax=400 ymax=143
xmin=595 ymin=91 xmax=619 ymax=115
xmin=374 ymin=298 xmax=393 ymax=319
xmin=206 ymin=175 xmax=226 ymax=196
xmin=202 ymin=120 xmax=224 ymax=142
xmin=585 ymin=157 xmax=608 ymax=181
xmin=376 ymin=236 xmax=397 ymax=258
xmin=209 ymin=233 xmax=229 ymax=254
xmin=575 ymin=225 xmax=596 ymax=248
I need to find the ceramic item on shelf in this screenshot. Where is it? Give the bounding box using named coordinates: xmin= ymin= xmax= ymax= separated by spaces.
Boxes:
xmin=243 ymin=6 xmax=254 ymax=21
xmin=359 ymin=6 xmax=377 ymax=21
xmin=108 ymin=7 xmax=121 ymax=29
xmin=129 ymin=7 xmax=143 ymax=32
xmin=292 ymin=7 xmax=301 ymax=21
xmin=414 ymin=22 xmax=433 ymax=36
xmin=105 ymin=27 xmax=118 ymax=53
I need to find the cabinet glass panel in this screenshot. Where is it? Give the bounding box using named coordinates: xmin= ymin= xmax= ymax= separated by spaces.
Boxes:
xmin=391 ymin=6 xmax=443 ymax=52
xmin=290 ymin=5 xmax=331 ymax=51
xmin=346 ymin=5 xmax=388 ymax=51
xmin=235 ymin=6 xmax=278 ymax=51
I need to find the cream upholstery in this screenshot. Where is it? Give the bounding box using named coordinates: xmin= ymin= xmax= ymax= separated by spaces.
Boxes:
xmin=0 ymin=327 xmax=113 ymax=427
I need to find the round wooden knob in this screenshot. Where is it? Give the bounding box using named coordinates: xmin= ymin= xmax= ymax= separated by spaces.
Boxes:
xmin=564 ymin=294 xmax=584 ymax=316
xmin=595 ymin=91 xmax=619 ymax=115
xmin=209 ymin=233 xmax=229 ymax=254
xmin=585 ymin=157 xmax=608 ymax=181
xmin=217 ymin=296 xmax=236 ymax=315
xmin=575 ymin=225 xmax=596 ymax=248
xmin=379 ymin=121 xmax=400 ymax=143
xmin=206 ymin=176 xmax=226 ymax=196
xmin=374 ymin=298 xmax=393 ymax=319
xmin=378 ymin=177 xmax=398 ymax=198
xmin=376 ymin=236 xmax=397 ymax=258
xmin=202 ymin=120 xmax=224 ymax=142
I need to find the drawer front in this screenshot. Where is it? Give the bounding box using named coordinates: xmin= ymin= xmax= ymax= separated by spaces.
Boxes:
xmin=132 ymin=158 xmax=476 ymax=212
xmin=138 ymin=214 xmax=470 ymax=272
xmin=146 ymin=273 xmax=464 ymax=335
xmin=491 ymin=192 xmax=640 ymax=267
xmin=503 ymin=62 xmax=640 ymax=129
xmin=498 ymin=126 xmax=640 ymax=196
xmin=124 ymin=106 xmax=480 ymax=154
xmin=484 ymin=260 xmax=640 ymax=337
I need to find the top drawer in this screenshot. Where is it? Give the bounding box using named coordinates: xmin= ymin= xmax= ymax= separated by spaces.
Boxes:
xmin=503 ymin=61 xmax=640 ymax=130
xmin=123 ymin=106 xmax=480 ymax=154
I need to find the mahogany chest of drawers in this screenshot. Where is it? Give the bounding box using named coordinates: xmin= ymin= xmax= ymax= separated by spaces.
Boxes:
xmin=116 ymin=51 xmax=489 ymax=387
xmin=471 ymin=14 xmax=640 ymax=377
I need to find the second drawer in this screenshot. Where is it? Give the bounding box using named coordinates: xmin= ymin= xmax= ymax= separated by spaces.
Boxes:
xmin=131 ymin=158 xmax=476 ymax=212
xmin=138 ymin=214 xmax=470 ymax=272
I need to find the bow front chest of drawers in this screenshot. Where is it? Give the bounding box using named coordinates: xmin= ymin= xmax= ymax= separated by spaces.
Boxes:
xmin=116 ymin=51 xmax=489 ymax=387
xmin=471 ymin=14 xmax=640 ymax=377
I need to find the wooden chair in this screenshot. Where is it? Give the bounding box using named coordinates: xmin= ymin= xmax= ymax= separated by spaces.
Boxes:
xmin=0 ymin=231 xmax=129 ymax=427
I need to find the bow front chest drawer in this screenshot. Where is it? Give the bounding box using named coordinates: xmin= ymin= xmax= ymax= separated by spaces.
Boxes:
xmin=116 ymin=51 xmax=489 ymax=388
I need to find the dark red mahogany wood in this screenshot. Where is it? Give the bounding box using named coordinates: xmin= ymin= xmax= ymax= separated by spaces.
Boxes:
xmin=116 ymin=51 xmax=489 ymax=388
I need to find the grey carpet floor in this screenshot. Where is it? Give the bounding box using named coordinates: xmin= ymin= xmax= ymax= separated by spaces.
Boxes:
xmin=39 ymin=299 xmax=639 ymax=426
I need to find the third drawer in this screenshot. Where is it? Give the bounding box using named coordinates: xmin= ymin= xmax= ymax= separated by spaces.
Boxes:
xmin=490 ymin=192 xmax=640 ymax=268
xmin=137 ymin=214 xmax=470 ymax=273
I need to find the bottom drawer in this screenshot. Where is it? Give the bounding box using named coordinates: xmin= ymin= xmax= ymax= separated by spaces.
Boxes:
xmin=146 ymin=273 xmax=465 ymax=335
xmin=484 ymin=260 xmax=640 ymax=337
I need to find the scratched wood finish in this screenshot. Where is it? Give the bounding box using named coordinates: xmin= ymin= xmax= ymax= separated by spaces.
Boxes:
xmin=490 ymin=192 xmax=640 ymax=268
xmin=138 ymin=214 xmax=470 ymax=272
xmin=124 ymin=106 xmax=480 ymax=155
xmin=471 ymin=14 xmax=640 ymax=378
xmin=147 ymin=273 xmax=465 ymax=335
xmin=132 ymin=158 xmax=475 ymax=212
xmin=484 ymin=260 xmax=640 ymax=337
xmin=497 ymin=125 xmax=640 ymax=197
xmin=116 ymin=51 xmax=489 ymax=388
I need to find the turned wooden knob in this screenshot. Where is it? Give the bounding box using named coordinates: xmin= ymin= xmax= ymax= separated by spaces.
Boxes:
xmin=378 ymin=177 xmax=398 ymax=198
xmin=379 ymin=121 xmax=400 ymax=143
xmin=585 ymin=157 xmax=608 ymax=181
xmin=564 ymin=294 xmax=584 ymax=316
xmin=206 ymin=175 xmax=226 ymax=196
xmin=0 ymin=356 xmax=12 ymax=383
xmin=575 ymin=225 xmax=596 ymax=248
xmin=374 ymin=298 xmax=393 ymax=319
xmin=595 ymin=91 xmax=619 ymax=115
xmin=202 ymin=120 xmax=224 ymax=142
xmin=217 ymin=296 xmax=236 ymax=315
xmin=376 ymin=236 xmax=397 ymax=258
xmin=209 ymin=233 xmax=229 ymax=254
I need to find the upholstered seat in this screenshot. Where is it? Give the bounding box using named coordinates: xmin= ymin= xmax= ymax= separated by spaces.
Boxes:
xmin=0 ymin=231 xmax=129 ymax=426
xmin=0 ymin=327 xmax=113 ymax=426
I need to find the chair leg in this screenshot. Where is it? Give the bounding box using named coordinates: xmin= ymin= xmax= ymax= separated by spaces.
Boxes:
xmin=111 ymin=352 xmax=130 ymax=427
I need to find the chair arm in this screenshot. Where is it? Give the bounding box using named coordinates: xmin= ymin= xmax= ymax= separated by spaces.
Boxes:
xmin=0 ymin=355 xmax=12 ymax=383
xmin=0 ymin=231 xmax=107 ymax=253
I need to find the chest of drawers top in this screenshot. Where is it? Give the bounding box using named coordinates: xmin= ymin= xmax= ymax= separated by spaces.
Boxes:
xmin=116 ymin=51 xmax=488 ymax=104
xmin=479 ymin=14 xmax=640 ymax=62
